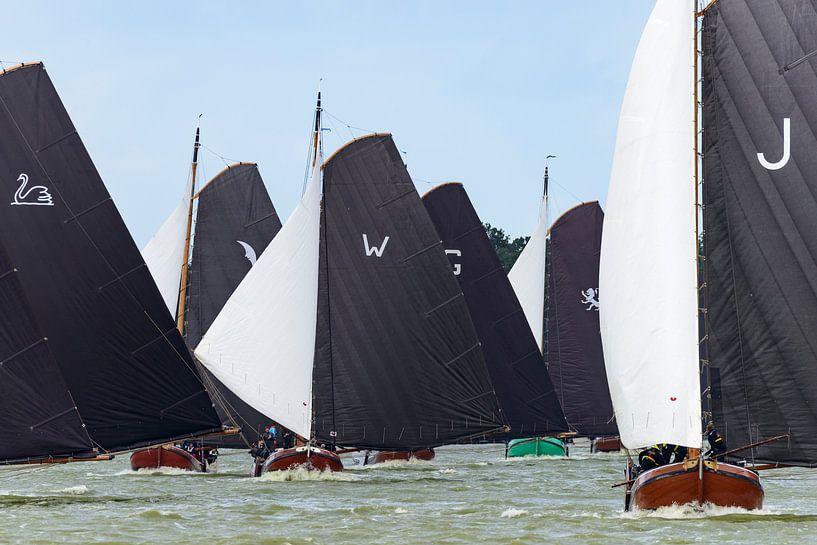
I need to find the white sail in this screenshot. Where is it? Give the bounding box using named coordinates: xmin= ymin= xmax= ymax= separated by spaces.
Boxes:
xmin=509 ymin=193 xmax=547 ymax=352
xmin=195 ymin=161 xmax=322 ymax=439
xmin=142 ymin=180 xmax=191 ymax=317
xmin=599 ymin=0 xmax=701 ymax=449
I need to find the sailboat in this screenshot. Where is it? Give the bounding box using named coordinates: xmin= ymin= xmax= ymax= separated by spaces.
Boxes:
xmin=195 ymin=94 xmax=505 ymax=475
xmin=598 ymin=0 xmax=812 ymax=510
xmin=545 ymin=202 xmax=619 ymax=453
xmin=504 ymin=165 xmax=572 ymax=457
xmin=132 ymin=136 xmax=282 ymax=471
xmin=422 ymin=183 xmax=569 ymax=457
xmin=0 ymin=62 xmax=223 ymax=466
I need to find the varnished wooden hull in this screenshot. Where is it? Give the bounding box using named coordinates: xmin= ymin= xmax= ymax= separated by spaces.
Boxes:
xmin=629 ymin=459 xmax=763 ymax=511
xmin=356 ymin=448 xmax=436 ymax=465
xmin=590 ymin=436 xmax=622 ymax=453
xmin=130 ymin=445 xmax=204 ymax=472
xmin=255 ymin=446 xmax=343 ymax=476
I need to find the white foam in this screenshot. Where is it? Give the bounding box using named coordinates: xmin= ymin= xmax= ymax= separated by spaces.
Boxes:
xmin=394 ymin=507 xmax=408 ymax=514
xmin=501 ymin=508 xmax=529 ymax=518
xmin=256 ymin=467 xmax=357 ymax=482
xmin=621 ymin=502 xmax=779 ymax=520
xmin=57 ymin=485 xmax=89 ymax=495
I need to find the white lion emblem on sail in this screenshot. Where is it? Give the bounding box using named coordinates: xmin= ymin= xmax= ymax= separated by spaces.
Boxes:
xmin=580 ymin=288 xmax=599 ymax=311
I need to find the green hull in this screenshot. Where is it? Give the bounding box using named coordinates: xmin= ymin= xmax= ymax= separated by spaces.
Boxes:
xmin=506 ymin=437 xmax=566 ymax=457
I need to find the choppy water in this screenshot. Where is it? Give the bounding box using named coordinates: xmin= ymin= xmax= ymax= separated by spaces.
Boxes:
xmin=1 ymin=440 xmax=816 ymax=544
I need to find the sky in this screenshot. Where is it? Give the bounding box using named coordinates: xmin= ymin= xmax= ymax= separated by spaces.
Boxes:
xmin=4 ymin=0 xmax=657 ymax=245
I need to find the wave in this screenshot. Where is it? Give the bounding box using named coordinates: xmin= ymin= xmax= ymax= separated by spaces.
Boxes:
xmin=255 ymin=467 xmax=358 ymax=482
xmin=500 ymin=507 xmax=529 ymax=518
xmin=620 ymin=503 xmax=784 ymax=520
xmin=55 ymin=485 xmax=88 ymax=495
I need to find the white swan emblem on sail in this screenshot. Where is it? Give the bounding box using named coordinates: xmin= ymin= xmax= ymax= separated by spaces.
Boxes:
xmin=236 ymin=240 xmax=258 ymax=266
xmin=11 ymin=173 xmax=54 ymax=206
xmin=580 ymin=288 xmax=599 ymax=311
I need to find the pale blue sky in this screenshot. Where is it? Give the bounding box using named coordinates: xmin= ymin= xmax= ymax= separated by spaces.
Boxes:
xmin=4 ymin=1 xmax=655 ymax=244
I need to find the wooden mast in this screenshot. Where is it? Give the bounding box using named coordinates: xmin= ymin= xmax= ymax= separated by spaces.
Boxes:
xmin=176 ymin=125 xmax=201 ymax=334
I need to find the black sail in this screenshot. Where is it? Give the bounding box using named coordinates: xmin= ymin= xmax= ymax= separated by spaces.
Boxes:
xmin=0 ymin=63 xmax=221 ymax=462
xmin=422 ymin=183 xmax=567 ymax=438
xmin=546 ymin=202 xmax=616 ymax=437
xmin=313 ymin=135 xmax=504 ymax=449
xmin=186 ymin=162 xmax=282 ymax=447
xmin=703 ymin=1 xmax=817 ymax=466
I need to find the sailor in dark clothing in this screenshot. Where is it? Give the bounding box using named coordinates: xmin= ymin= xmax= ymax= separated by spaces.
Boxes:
xmin=637 ymin=445 xmax=666 ymax=472
xmin=249 ymin=440 xmax=269 ymax=461
xmin=705 ymin=422 xmax=727 ymax=458
xmin=661 ymin=443 xmax=688 ymax=464
xmin=264 ymin=424 xmax=279 ymax=450
xmin=281 ymin=431 xmax=294 ymax=450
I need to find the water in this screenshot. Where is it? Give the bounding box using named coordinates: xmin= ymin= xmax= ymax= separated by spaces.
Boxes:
xmin=1 ymin=440 xmax=816 ymax=544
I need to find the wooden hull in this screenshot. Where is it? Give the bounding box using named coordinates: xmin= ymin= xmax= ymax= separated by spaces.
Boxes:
xmin=256 ymin=446 xmax=343 ymax=475
xmin=354 ymin=448 xmax=436 ymax=466
xmin=590 ymin=436 xmax=622 ymax=453
xmin=130 ymin=445 xmax=204 ymax=472
xmin=629 ymin=459 xmax=763 ymax=511
xmin=506 ymin=437 xmax=566 ymax=457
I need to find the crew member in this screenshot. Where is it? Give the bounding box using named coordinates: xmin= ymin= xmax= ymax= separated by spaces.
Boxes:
xmin=637 ymin=445 xmax=665 ymax=472
xmin=249 ymin=440 xmax=269 ymax=461
xmin=705 ymin=422 xmax=727 ymax=458
xmin=661 ymin=443 xmax=688 ymax=464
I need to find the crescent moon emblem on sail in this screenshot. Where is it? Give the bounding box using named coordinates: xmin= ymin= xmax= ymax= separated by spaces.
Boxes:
xmin=236 ymin=240 xmax=258 ymax=266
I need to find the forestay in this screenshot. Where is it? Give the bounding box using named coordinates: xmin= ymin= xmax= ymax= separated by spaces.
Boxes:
xmin=599 ymin=0 xmax=701 ymax=449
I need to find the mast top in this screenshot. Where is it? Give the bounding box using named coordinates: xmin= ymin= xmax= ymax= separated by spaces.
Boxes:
xmin=192 ymin=125 xmax=201 ymax=165
xmin=544 ymin=155 xmax=556 ymax=198
xmin=312 ymin=90 xmax=322 ymax=166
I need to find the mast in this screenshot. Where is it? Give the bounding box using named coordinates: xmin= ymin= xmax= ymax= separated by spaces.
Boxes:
xmin=541 ymin=158 xmax=552 ymax=355
xmin=312 ymin=91 xmax=322 ymax=167
xmin=693 ymin=0 xmax=706 ymax=449
xmin=176 ymin=125 xmax=201 ymax=333
xmin=312 ymin=89 xmax=330 ymax=443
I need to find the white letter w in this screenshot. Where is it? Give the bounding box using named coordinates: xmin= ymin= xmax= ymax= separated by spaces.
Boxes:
xmin=362 ymin=234 xmax=389 ymax=257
